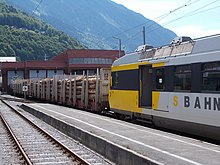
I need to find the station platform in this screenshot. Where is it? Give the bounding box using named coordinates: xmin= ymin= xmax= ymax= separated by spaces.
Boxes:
xmin=8 ymin=99 xmax=220 ymax=165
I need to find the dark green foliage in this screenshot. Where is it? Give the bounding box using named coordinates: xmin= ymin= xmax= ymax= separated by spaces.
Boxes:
xmin=0 ymin=2 xmax=84 ymax=61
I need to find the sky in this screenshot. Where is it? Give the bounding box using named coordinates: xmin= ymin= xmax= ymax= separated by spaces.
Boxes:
xmin=111 ymin=0 xmax=220 ymax=39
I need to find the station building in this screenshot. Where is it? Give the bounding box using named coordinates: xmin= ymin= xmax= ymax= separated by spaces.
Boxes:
xmin=0 ymin=57 xmax=17 ymax=93
xmin=1 ymin=49 xmax=124 ymax=93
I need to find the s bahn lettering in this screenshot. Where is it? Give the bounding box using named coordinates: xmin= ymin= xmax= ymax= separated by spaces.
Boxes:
xmin=183 ymin=96 xmax=220 ymax=111
xmin=184 ymin=96 xmax=190 ymax=107
xmin=173 ymin=96 xmax=178 ymax=107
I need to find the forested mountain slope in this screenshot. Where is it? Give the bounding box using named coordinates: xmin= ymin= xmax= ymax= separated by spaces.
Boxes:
xmin=0 ymin=1 xmax=83 ymax=61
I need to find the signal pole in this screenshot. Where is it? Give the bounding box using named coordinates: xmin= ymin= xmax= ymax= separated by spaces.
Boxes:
xmin=142 ymin=26 xmax=146 ymax=45
xmin=44 ymin=54 xmax=47 ymax=61
xmin=112 ymin=36 xmax=122 ymax=58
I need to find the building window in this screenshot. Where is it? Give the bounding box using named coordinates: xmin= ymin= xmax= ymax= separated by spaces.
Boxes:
xmin=202 ymin=62 xmax=220 ymax=91
xmin=72 ymin=69 xmax=97 ymax=75
xmin=155 ymin=68 xmax=165 ymax=90
xmin=174 ymin=65 xmax=191 ymax=91
xmin=69 ymin=58 xmax=112 ymax=64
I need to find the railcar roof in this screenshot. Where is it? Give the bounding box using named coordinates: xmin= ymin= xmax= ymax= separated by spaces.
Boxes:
xmin=112 ymin=34 xmax=220 ymax=66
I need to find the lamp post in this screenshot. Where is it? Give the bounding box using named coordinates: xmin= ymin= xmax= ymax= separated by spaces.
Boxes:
xmin=112 ymin=36 xmax=121 ymax=58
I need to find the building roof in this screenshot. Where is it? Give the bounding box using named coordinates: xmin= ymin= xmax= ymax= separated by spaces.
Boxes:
xmin=0 ymin=57 xmax=16 ymax=62
xmin=1 ymin=49 xmax=124 ymax=70
xmin=51 ymin=49 xmax=124 ymax=62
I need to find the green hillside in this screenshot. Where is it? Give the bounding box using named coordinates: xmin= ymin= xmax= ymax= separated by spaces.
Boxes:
xmin=0 ymin=1 xmax=84 ymax=61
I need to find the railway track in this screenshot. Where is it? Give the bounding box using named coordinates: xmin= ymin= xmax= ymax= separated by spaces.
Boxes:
xmin=0 ymin=95 xmax=34 ymax=103
xmin=0 ymin=113 xmax=25 ymax=164
xmin=0 ymin=99 xmax=113 ymax=165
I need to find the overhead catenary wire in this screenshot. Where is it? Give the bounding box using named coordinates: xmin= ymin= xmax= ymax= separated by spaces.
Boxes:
xmin=186 ymin=4 xmax=220 ymax=17
xmin=166 ymin=0 xmax=219 ymax=24
xmin=112 ymin=0 xmax=202 ymax=47
xmin=113 ymin=0 xmax=199 ymax=38
xmin=141 ymin=0 xmax=201 ymax=31
xmin=121 ymin=0 xmax=220 ymax=46
xmin=104 ymin=0 xmax=199 ymax=52
xmin=145 ymin=0 xmax=220 ymax=36
xmin=32 ymin=0 xmax=43 ymax=15
xmin=96 ymin=0 xmax=216 ymax=53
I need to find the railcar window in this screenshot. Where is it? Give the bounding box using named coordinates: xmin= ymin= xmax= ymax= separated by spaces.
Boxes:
xmin=174 ymin=65 xmax=191 ymax=91
xmin=111 ymin=70 xmax=139 ymax=90
xmin=111 ymin=72 xmax=118 ymax=88
xmin=155 ymin=68 xmax=165 ymax=90
xmin=202 ymin=62 xmax=220 ymax=91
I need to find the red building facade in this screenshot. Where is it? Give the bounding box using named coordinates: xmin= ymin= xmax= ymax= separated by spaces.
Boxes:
xmin=1 ymin=49 xmax=124 ymax=93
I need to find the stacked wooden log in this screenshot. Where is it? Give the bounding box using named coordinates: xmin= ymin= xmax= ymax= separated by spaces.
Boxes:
xmin=65 ymin=79 xmax=71 ymax=104
xmin=12 ymin=79 xmax=29 ymax=95
xmin=75 ymin=76 xmax=84 ymax=108
xmin=12 ymin=68 xmax=111 ymax=111
xmin=49 ymin=79 xmax=53 ymax=100
xmin=29 ymin=80 xmax=35 ymax=97
xmin=57 ymin=79 xmax=61 ymax=103
xmin=87 ymin=76 xmax=96 ymax=108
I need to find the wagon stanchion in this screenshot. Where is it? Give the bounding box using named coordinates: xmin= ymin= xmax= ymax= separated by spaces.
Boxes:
xmin=81 ymin=71 xmax=85 ymax=108
xmin=73 ymin=72 xmax=77 ymax=107
xmin=68 ymin=76 xmax=72 ymax=105
xmin=85 ymin=70 xmax=89 ymax=109
xmin=95 ymin=68 xmax=99 ymax=111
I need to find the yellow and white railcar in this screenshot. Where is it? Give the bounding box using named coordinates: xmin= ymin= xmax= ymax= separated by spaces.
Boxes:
xmin=109 ymin=35 xmax=220 ymax=141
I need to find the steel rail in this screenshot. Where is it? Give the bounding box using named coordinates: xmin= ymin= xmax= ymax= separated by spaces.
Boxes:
xmin=1 ymin=99 xmax=90 ymax=165
xmin=0 ymin=112 xmax=33 ymax=165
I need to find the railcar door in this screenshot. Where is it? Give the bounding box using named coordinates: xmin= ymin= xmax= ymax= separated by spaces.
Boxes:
xmin=139 ymin=65 xmax=152 ymax=107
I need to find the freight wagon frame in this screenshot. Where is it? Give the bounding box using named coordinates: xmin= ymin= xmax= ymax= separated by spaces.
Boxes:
xmin=13 ymin=68 xmax=110 ymax=111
